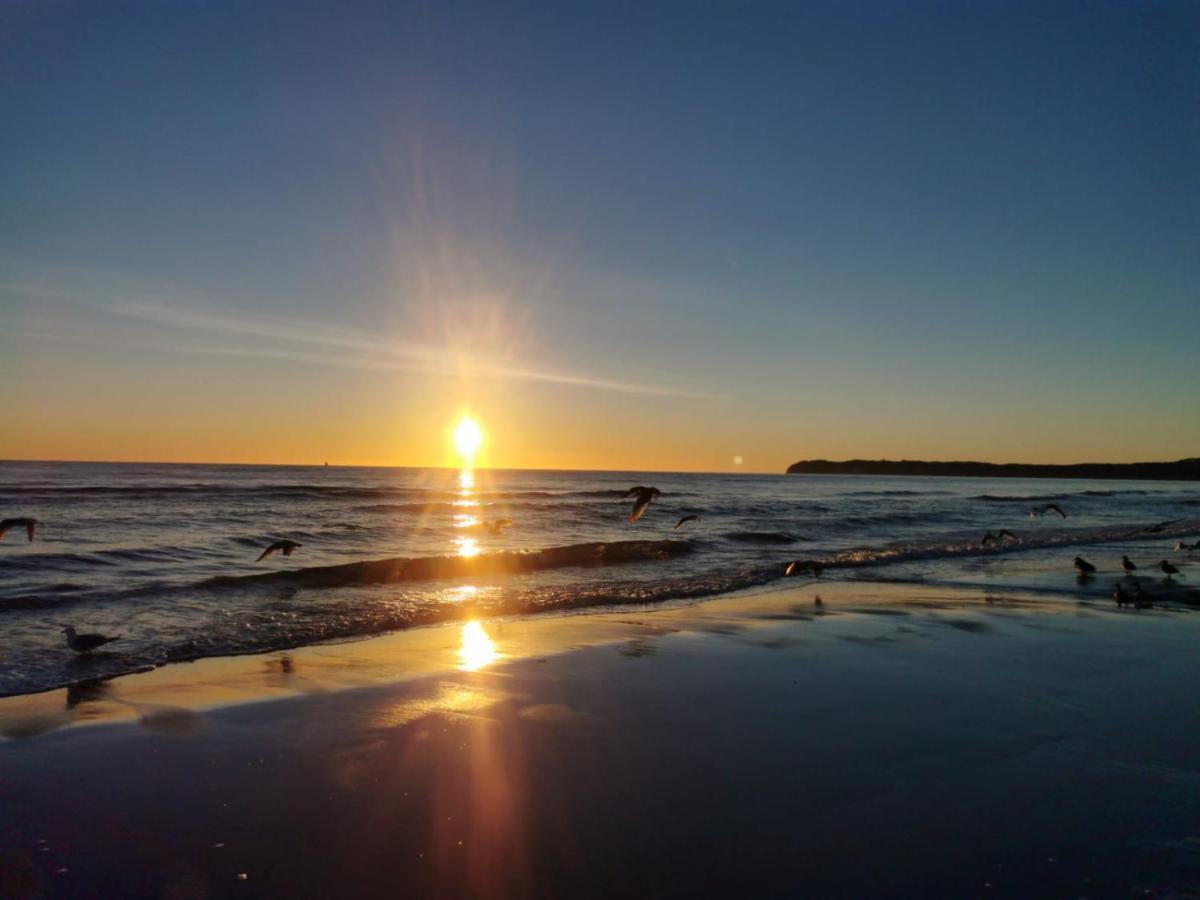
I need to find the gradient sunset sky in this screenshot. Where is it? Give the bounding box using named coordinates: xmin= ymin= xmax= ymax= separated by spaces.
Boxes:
xmin=2 ymin=1 xmax=1196 ymax=472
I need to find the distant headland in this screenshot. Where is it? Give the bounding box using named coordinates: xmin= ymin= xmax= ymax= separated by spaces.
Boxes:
xmin=786 ymin=458 xmax=1200 ymax=481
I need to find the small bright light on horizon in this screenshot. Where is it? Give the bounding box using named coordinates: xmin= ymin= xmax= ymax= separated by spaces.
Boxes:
xmin=453 ymin=416 xmax=484 ymax=465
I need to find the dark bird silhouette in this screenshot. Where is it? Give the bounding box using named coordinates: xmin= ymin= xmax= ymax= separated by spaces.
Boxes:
xmin=1121 ymin=555 xmax=1137 ymax=574
xmin=674 ymin=514 xmax=699 ymax=530
xmin=1074 ymin=556 xmax=1096 ymax=575
xmin=1159 ymin=560 xmax=1182 ymax=577
xmin=1031 ymin=503 xmax=1068 ymax=519
xmin=998 ymin=529 xmax=1019 ymax=543
xmin=1113 ymin=583 xmax=1131 ymax=607
xmin=257 ymin=539 xmax=302 ymax=562
xmin=62 ymin=626 xmax=121 ymax=653
xmin=981 ymin=532 xmax=997 ymax=547
xmin=0 ymin=517 xmax=38 ymax=542
xmin=814 ymin=595 xmax=824 ymax=608
xmin=486 ymin=518 xmax=513 ymax=535
xmin=623 ymin=486 xmax=661 ymax=522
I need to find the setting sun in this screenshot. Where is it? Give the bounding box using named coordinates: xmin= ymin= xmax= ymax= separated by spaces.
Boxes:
xmin=453 ymin=416 xmax=484 ymax=465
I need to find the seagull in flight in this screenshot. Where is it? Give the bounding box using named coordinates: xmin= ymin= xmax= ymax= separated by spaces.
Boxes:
xmin=981 ymin=532 xmax=997 ymax=547
xmin=257 ymin=539 xmax=302 ymax=562
xmin=62 ymin=626 xmax=121 ymax=653
xmin=1074 ymin=556 xmax=1096 ymax=575
xmin=998 ymin=529 xmax=1020 ymax=543
xmin=674 ymin=515 xmax=700 ymax=530
xmin=1144 ymin=520 xmax=1182 ymax=534
xmin=486 ymin=518 xmax=513 ymax=535
xmin=1031 ymin=503 xmax=1067 ymax=520
xmin=0 ymin=517 xmax=38 ymax=542
xmin=623 ymin=486 xmax=661 ymax=522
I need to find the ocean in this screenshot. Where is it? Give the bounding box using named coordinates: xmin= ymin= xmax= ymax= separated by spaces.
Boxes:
xmin=2 ymin=460 xmax=1198 ymax=696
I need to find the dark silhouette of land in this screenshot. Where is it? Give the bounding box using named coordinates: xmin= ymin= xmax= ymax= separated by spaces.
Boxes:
xmin=786 ymin=458 xmax=1200 ymax=480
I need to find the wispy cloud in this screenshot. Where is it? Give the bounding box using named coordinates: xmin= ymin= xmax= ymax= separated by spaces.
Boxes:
xmin=97 ymin=298 xmax=714 ymax=399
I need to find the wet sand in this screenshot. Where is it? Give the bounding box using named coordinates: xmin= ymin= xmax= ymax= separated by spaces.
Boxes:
xmin=3 ymin=582 xmax=1200 ymax=898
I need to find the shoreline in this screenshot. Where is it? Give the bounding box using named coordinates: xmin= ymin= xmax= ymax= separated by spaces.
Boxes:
xmin=6 ymin=580 xmax=1200 ymax=897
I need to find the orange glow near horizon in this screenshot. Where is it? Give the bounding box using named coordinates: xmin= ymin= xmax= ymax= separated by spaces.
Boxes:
xmin=453 ymin=416 xmax=484 ymax=467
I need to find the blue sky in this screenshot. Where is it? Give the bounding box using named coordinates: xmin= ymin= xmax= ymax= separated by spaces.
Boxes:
xmin=1 ymin=0 xmax=1197 ymax=470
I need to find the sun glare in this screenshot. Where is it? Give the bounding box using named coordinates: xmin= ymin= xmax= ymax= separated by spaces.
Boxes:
xmin=454 ymin=416 xmax=484 ymax=465
xmin=460 ymin=620 xmax=497 ymax=671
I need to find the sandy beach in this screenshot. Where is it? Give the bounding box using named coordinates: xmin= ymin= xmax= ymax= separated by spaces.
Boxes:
xmin=4 ymin=580 xmax=1200 ymax=898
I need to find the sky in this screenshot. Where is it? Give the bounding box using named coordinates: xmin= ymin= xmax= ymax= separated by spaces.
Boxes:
xmin=1 ymin=0 xmax=1197 ymax=472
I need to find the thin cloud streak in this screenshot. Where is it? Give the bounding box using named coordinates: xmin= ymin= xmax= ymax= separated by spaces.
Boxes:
xmin=101 ymin=299 xmax=715 ymax=399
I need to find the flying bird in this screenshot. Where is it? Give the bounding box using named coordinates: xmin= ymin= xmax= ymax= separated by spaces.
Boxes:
xmin=0 ymin=517 xmax=38 ymax=542
xmin=486 ymin=519 xmax=513 ymax=535
xmin=785 ymin=560 xmax=823 ymax=578
xmin=1074 ymin=556 xmax=1096 ymax=575
xmin=1121 ymin=555 xmax=1137 ymax=574
xmin=257 ymin=539 xmax=302 ymax=562
xmin=981 ymin=532 xmax=997 ymax=547
xmin=1159 ymin=560 xmax=1182 ymax=577
xmin=61 ymin=626 xmax=121 ymax=653
xmin=1031 ymin=503 xmax=1067 ymax=519
xmin=998 ymin=529 xmax=1019 ymax=543
xmin=623 ymin=486 xmax=661 ymax=522
xmin=1144 ymin=520 xmax=1182 ymax=534
xmin=674 ymin=515 xmax=700 ymax=530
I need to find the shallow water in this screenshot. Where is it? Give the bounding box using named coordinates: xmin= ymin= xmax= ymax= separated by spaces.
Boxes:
xmin=1 ymin=460 xmax=1197 ymax=695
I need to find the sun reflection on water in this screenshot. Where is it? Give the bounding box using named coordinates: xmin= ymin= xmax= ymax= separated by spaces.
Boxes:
xmin=460 ymin=620 xmax=497 ymax=671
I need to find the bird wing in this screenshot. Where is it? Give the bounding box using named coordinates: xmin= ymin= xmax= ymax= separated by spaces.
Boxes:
xmin=1049 ymin=504 xmax=1067 ymax=518
xmin=282 ymin=543 xmax=296 ymax=556
xmin=623 ymin=486 xmax=646 ymax=498
xmin=257 ymin=544 xmax=278 ymax=562
xmin=785 ymin=562 xmax=797 ymax=576
xmin=628 ymin=496 xmax=653 ymax=522
xmin=25 ymin=520 xmax=36 ymax=542
xmin=674 ymin=515 xmax=697 ymax=529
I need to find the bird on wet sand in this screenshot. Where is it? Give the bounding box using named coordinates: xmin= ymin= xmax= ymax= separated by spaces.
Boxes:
xmin=674 ymin=515 xmax=699 ymax=530
xmin=1113 ymin=584 xmax=1131 ymax=607
xmin=623 ymin=486 xmax=661 ymax=523
xmin=0 ymin=517 xmax=38 ymax=542
xmin=257 ymin=539 xmax=302 ymax=562
xmin=1159 ymin=560 xmax=1182 ymax=577
xmin=62 ymin=626 xmax=121 ymax=653
xmin=1074 ymin=556 xmax=1096 ymax=575
xmin=1121 ymin=555 xmax=1137 ymax=574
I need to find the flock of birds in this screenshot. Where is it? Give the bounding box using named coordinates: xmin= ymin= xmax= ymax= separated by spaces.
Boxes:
xmin=3 ymin=487 xmax=1195 ymax=656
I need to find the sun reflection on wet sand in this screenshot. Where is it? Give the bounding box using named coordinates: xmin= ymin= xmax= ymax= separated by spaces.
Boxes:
xmin=460 ymin=621 xmax=498 ymax=671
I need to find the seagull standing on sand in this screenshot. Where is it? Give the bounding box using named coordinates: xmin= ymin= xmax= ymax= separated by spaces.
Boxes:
xmin=1159 ymin=560 xmax=1182 ymax=577
xmin=1121 ymin=555 xmax=1137 ymax=575
xmin=623 ymin=486 xmax=661 ymax=523
xmin=61 ymin=626 xmax=121 ymax=653
xmin=1074 ymin=556 xmax=1096 ymax=575
xmin=0 ymin=517 xmax=38 ymax=542
xmin=257 ymin=539 xmax=302 ymax=562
